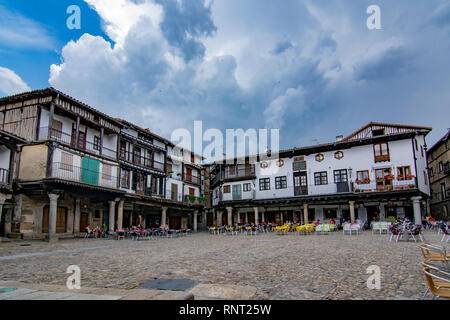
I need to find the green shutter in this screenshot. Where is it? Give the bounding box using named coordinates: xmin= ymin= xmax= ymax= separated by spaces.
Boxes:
xmin=81 ymin=157 xmax=100 ymax=186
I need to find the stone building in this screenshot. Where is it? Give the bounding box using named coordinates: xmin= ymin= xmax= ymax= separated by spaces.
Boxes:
xmin=427 ymin=129 xmax=450 ymax=219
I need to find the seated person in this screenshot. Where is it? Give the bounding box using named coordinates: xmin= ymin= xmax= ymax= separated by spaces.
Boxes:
xmin=314 ymin=219 xmax=320 ymax=226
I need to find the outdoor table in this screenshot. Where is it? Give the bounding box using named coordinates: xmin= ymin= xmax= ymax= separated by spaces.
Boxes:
xmin=116 ymin=230 xmax=125 ymax=240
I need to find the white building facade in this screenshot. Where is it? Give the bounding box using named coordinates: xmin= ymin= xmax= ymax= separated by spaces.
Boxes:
xmin=208 ymin=123 xmax=431 ymax=227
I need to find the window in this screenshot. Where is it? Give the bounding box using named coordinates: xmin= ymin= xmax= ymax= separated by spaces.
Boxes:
xmin=424 ymin=171 xmax=428 ymax=186
xmin=373 ymin=143 xmax=390 ymax=162
xmin=334 ymin=151 xmax=344 ymax=160
xmin=119 ymin=141 xmax=127 ymax=160
xmin=51 ymin=120 xmax=63 ymax=139
xmin=293 ymin=158 xmax=306 ymax=170
xmin=102 ymin=164 xmax=112 ymax=181
xmin=334 ymin=170 xmax=348 ymax=183
xmin=93 ymin=136 xmax=101 ymax=151
xmin=228 ymin=165 xmax=236 ymax=176
xmin=259 ymin=178 xmax=270 ymax=191
xmin=275 ymin=176 xmax=287 ymax=189
xmin=191 ymin=153 xmax=195 ymax=163
xmin=356 ymin=171 xmax=370 ymax=183
xmin=429 ymin=167 xmax=434 ymax=178
xmin=372 ymin=129 xmax=385 ymax=137
xmin=223 ymin=185 xmax=231 ymax=193
xmin=314 ymin=172 xmax=328 ymax=185
xmin=441 ymin=183 xmax=446 ymax=200
xmin=375 ymin=168 xmax=393 ymax=191
xmin=315 ymin=154 xmax=324 ymax=162
xmin=120 ymin=169 xmax=131 ymax=188
xmin=243 ymin=183 xmax=251 ymax=192
xmin=397 ymin=166 xmax=412 ymax=180
xmin=60 ymin=152 xmax=73 ymax=172
xmin=439 ymin=162 xmax=443 ymax=172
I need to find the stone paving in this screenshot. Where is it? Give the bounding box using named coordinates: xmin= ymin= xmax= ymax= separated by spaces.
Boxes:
xmin=0 ymin=230 xmax=447 ymax=300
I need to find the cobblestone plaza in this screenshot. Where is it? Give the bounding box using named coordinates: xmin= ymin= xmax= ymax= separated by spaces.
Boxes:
xmin=0 ymin=230 xmax=446 ymax=300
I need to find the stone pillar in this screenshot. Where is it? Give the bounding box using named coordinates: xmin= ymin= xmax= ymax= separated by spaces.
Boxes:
xmin=237 ymin=212 xmax=241 ymax=224
xmin=245 ymin=212 xmax=248 ymax=224
xmin=226 ymin=207 xmax=233 ymax=226
xmin=215 ymin=210 xmax=222 ymax=226
xmin=162 ymin=207 xmax=168 ymax=227
xmin=109 ymin=201 xmax=116 ymax=232
xmin=0 ymin=197 xmax=5 ymax=242
xmin=349 ymin=201 xmax=356 ymax=223
xmin=13 ymin=194 xmax=22 ymax=232
xmin=379 ymin=203 xmax=386 ymax=221
xmin=303 ymin=203 xmax=308 ymax=224
xmin=412 ymin=197 xmax=423 ymax=225
xmin=48 ymin=194 xmax=59 ymax=242
xmin=74 ymin=199 xmax=81 ymax=234
xmin=117 ymin=200 xmax=124 ymax=230
xmin=261 ymin=210 xmax=265 ymax=223
xmin=193 ymin=210 xmax=198 ymax=232
xmin=254 ymin=207 xmax=259 ymax=225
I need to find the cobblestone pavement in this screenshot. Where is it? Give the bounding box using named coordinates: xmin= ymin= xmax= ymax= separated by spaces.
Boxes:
xmin=0 ymin=230 xmax=447 ymax=300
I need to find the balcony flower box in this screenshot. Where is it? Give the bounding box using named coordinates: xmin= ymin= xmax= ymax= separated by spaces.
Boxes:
xmin=386 ymin=176 xmax=395 ymax=180
xmin=356 ymin=180 xmax=362 ymax=184
xmin=406 ymin=175 xmax=415 ymax=179
xmin=397 ymin=175 xmax=405 ymax=180
xmin=363 ymin=179 xmax=370 ymax=183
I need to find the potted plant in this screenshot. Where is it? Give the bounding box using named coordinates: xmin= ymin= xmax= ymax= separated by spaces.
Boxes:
xmin=406 ymin=175 xmax=415 ymax=179
xmin=363 ymin=179 xmax=371 ymax=184
xmin=356 ymin=180 xmax=362 ymax=184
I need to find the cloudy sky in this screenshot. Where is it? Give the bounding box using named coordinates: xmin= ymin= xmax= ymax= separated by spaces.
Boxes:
xmin=0 ymin=0 xmax=449 ymax=151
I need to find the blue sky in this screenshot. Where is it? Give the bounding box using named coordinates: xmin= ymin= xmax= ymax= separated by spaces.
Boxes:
xmin=0 ymin=0 xmax=449 ymax=151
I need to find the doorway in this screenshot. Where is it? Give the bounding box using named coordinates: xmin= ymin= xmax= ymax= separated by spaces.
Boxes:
xmin=42 ymin=206 xmax=68 ymax=233
xmin=80 ymin=212 xmax=89 ymax=232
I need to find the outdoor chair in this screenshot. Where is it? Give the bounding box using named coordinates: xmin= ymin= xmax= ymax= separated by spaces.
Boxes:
xmin=389 ymin=225 xmax=403 ymax=242
xmin=422 ymin=266 xmax=450 ymax=300
xmin=84 ymin=229 xmax=93 ymax=239
xmin=419 ymin=243 xmax=450 ymax=270
xmin=441 ymin=226 xmax=449 ymax=243
xmin=408 ymin=225 xmax=425 ymax=242
xmin=421 ymin=262 xmax=450 ymax=299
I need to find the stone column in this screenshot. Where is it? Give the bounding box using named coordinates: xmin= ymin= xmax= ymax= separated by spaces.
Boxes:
xmin=217 ymin=210 xmax=223 ymax=227
xmin=261 ymin=210 xmax=265 ymax=223
xmin=379 ymin=203 xmax=386 ymax=221
xmin=254 ymin=207 xmax=259 ymax=225
xmin=13 ymin=194 xmax=22 ymax=230
xmin=109 ymin=201 xmax=116 ymax=232
xmin=237 ymin=212 xmax=241 ymax=224
xmin=349 ymin=201 xmax=356 ymax=223
xmin=245 ymin=212 xmax=248 ymax=224
xmin=117 ymin=200 xmax=124 ymax=230
xmin=193 ymin=210 xmax=198 ymax=232
xmin=74 ymin=199 xmax=81 ymax=234
xmin=162 ymin=207 xmax=168 ymax=227
xmin=226 ymin=207 xmax=233 ymax=226
xmin=0 ymin=197 xmax=5 ymax=242
xmin=412 ymin=197 xmax=423 ymax=225
xmin=303 ymin=203 xmax=308 ymax=224
xmin=48 ymin=193 xmax=60 ymax=242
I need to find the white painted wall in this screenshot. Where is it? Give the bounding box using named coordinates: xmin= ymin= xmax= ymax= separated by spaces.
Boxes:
xmin=0 ymin=146 xmax=11 ymax=170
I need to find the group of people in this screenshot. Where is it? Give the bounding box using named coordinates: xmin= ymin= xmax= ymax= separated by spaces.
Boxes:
xmin=85 ymin=224 xmax=109 ymax=238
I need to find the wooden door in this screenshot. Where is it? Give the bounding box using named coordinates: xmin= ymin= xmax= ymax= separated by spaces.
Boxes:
xmin=169 ymin=216 xmax=181 ymax=230
xmin=294 ymin=172 xmax=308 ymax=196
xmin=80 ymin=212 xmax=89 ymax=232
xmin=171 ymin=183 xmax=178 ymax=201
xmin=207 ymin=213 xmax=214 ymax=226
xmin=186 ymin=168 xmax=193 ymax=182
xmin=42 ymin=206 xmax=67 ymax=233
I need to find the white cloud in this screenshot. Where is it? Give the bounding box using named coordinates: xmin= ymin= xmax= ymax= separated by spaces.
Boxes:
xmin=0 ymin=6 xmax=55 ymax=50
xmin=0 ymin=67 xmax=30 ymax=96
xmin=264 ymin=86 xmax=307 ymax=128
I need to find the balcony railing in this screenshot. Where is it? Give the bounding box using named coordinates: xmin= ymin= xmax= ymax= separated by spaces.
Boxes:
xmin=0 ymin=168 xmax=9 ymax=185
xmin=118 ymin=149 xmax=165 ymax=171
xmin=39 ymin=127 xmax=117 ymax=160
xmin=354 ymin=179 xmax=416 ymax=193
xmin=224 ymin=166 xmax=256 ymax=180
xmin=184 ymin=195 xmax=206 ymax=205
xmin=184 ymin=174 xmax=201 ymax=185
xmin=51 ymin=162 xmax=118 ymax=189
